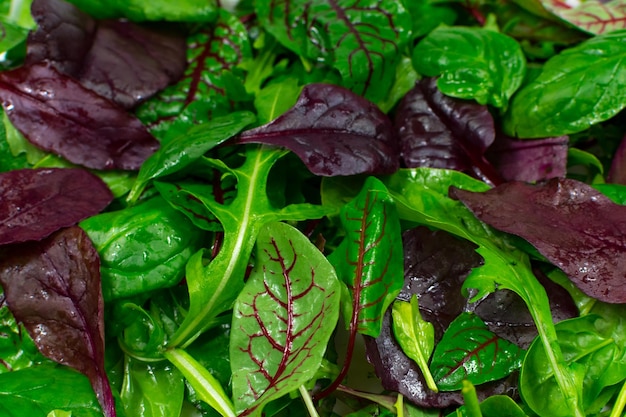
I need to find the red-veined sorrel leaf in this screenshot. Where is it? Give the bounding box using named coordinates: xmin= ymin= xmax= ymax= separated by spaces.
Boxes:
xmin=28 ymin=0 xmax=187 ymax=110
xmin=137 ymin=9 xmax=252 ymax=136
xmin=0 ymin=226 xmax=115 ymax=417
xmin=536 ymin=0 xmax=626 ymax=35
xmin=394 ymin=78 xmax=502 ymax=186
xmin=239 ymin=83 xmax=399 ymax=176
xmin=230 ymin=221 xmax=340 ymax=416
xmin=429 ymin=312 xmax=525 ymax=391
xmin=0 ymin=63 xmax=159 ymax=170
xmin=0 ymin=168 xmax=113 ymax=245
xmin=254 ymin=0 xmax=412 ymax=103
xmin=450 ymin=178 xmax=626 ymax=303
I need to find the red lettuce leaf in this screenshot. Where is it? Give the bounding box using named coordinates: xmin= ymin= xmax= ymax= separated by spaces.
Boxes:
xmin=238 ymin=83 xmax=399 ymax=176
xmin=393 ymin=78 xmax=502 ymax=185
xmin=27 ymin=0 xmax=187 ymax=109
xmin=0 ymin=63 xmax=159 ymax=170
xmin=486 ymin=134 xmax=569 ymax=183
xmin=0 ymin=168 xmax=113 ymax=245
xmin=0 ymin=226 xmax=115 ymax=417
xmin=364 ymin=227 xmax=576 ymax=408
xmin=450 ymin=178 xmax=626 ymax=303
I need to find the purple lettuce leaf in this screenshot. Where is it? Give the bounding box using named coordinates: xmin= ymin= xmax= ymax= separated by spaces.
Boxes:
xmin=450 ymin=178 xmax=626 ymax=303
xmin=486 ymin=134 xmax=569 ymax=183
xmin=364 ymin=226 xmax=577 ymax=408
xmin=27 ymin=0 xmax=187 ymax=110
xmin=238 ymin=83 xmax=399 ymax=176
xmin=0 ymin=226 xmax=116 ymax=417
xmin=0 ymin=168 xmax=113 ymax=245
xmin=393 ymin=78 xmax=502 ymax=186
xmin=0 ymin=63 xmax=159 ymax=170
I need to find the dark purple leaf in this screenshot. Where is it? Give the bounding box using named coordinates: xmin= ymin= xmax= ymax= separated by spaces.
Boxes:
xmin=0 ymin=63 xmax=160 ymax=170
xmin=238 ymin=83 xmax=399 ymax=176
xmin=27 ymin=0 xmax=187 ymax=109
xmin=394 ymin=78 xmax=502 ymax=186
xmin=608 ymin=132 xmax=626 ymax=184
xmin=0 ymin=226 xmax=115 ymax=417
xmin=0 ymin=168 xmax=113 ymax=245
xmin=450 ymin=178 xmax=626 ymax=303
xmin=364 ymin=226 xmax=577 ymax=408
xmin=486 ymin=134 xmax=569 ymax=183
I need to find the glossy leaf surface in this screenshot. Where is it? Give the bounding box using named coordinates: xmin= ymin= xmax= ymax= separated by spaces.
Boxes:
xmin=230 ymin=222 xmax=340 ymax=416
xmin=503 ymin=30 xmax=626 ymax=138
xmin=0 ymin=227 xmax=115 ymax=417
xmin=239 ymin=84 xmax=399 ymax=176
xmin=430 ymin=312 xmax=525 ymax=391
xmin=451 ymin=178 xmax=626 ymax=303
xmin=65 ymin=0 xmax=218 ymax=22
xmin=0 ymin=168 xmax=112 ymax=245
xmin=540 ymin=0 xmax=626 ymax=35
xmin=413 ymin=26 xmax=526 ymax=108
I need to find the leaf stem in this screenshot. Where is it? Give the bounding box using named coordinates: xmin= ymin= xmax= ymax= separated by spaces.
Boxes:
xmin=461 ymin=380 xmax=482 ymax=417
xmin=610 ymin=379 xmax=626 ymax=417
xmin=299 ymin=385 xmax=320 ymax=417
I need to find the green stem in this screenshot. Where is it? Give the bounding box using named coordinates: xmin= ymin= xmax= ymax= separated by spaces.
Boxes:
xmin=461 ymin=381 xmax=482 ymax=417
xmin=394 ymin=394 xmax=404 ymax=417
xmin=299 ymin=386 xmax=320 ymax=417
xmin=164 ymin=348 xmax=236 ymax=417
xmin=610 ymin=379 xmax=626 ymax=417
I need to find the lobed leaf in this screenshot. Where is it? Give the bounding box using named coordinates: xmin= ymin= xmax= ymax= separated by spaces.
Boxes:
xmin=451 ymin=178 xmax=626 ymax=303
xmin=230 ymin=222 xmax=340 ymax=416
xmin=0 ymin=227 xmax=115 ymax=417
xmin=503 ymin=30 xmax=626 ymax=138
xmin=0 ymin=168 xmax=113 ymax=245
xmin=393 ymin=78 xmax=501 ymax=185
xmin=239 ymin=83 xmax=399 ymax=176
xmin=412 ymin=26 xmax=526 ymax=108
xmin=0 ymin=63 xmax=159 ymax=170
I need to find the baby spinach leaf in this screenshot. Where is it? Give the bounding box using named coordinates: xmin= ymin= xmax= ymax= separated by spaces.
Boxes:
xmin=120 ymin=356 xmax=185 ymax=417
xmin=0 ymin=365 xmax=104 ymax=417
xmin=448 ymin=394 xmax=530 ymax=417
xmin=0 ymin=168 xmax=113 ymax=245
xmin=393 ymin=77 xmax=501 ymax=185
xmin=239 ymin=83 xmax=399 ymax=176
xmin=503 ymin=30 xmax=626 ymax=138
xmin=168 ymin=146 xmax=332 ymax=348
xmin=412 ymin=26 xmax=526 ymax=108
xmin=230 ymin=221 xmax=340 ymax=416
xmin=80 ymin=196 xmax=203 ymax=301
xmin=430 ymin=312 xmax=525 ymax=391
xmin=65 ymin=0 xmax=218 ymax=22
xmin=128 ymin=110 xmax=255 ymax=203
xmin=0 ymin=226 xmax=115 ymax=417
xmin=391 ymin=296 xmax=438 ymax=392
xmin=255 ymin=0 xmax=412 ymax=103
xmin=451 ymin=178 xmax=626 ymax=303
xmin=0 ymin=63 xmax=159 ymax=170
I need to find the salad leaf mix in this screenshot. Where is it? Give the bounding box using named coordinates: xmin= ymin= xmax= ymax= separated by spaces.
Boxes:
xmin=3 ymin=0 xmax=626 ymax=416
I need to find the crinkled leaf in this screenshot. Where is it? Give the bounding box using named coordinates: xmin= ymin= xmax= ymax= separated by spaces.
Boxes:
xmin=540 ymin=0 xmax=626 ymax=35
xmin=0 ymin=168 xmax=113 ymax=245
xmin=0 ymin=63 xmax=159 ymax=170
xmin=412 ymin=26 xmax=526 ymax=108
xmin=128 ymin=110 xmax=256 ymax=203
xmin=28 ymin=0 xmax=187 ymax=110
xmin=239 ymin=83 xmax=399 ymax=176
xmin=0 ymin=227 xmax=115 ymax=417
xmin=450 ymin=178 xmax=626 ymax=303
xmin=503 ymin=30 xmax=626 ymax=138
xmin=65 ymin=0 xmax=218 ymax=22
xmin=256 ymin=0 xmax=412 ymax=103
xmin=486 ymin=134 xmax=568 ymax=183
xmin=137 ymin=9 xmax=252 ymax=135
xmin=394 ymin=78 xmax=501 ymax=185
xmin=430 ymin=312 xmax=525 ymax=391
xmin=230 ymin=221 xmax=340 ymax=416
xmin=80 ymin=196 xmax=204 ymax=301
xmin=0 ymin=365 xmax=104 ymax=417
